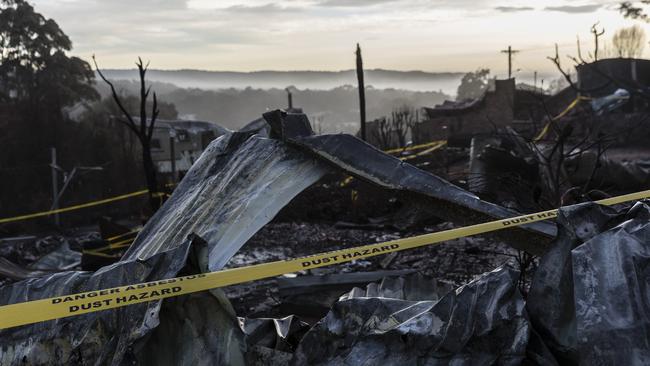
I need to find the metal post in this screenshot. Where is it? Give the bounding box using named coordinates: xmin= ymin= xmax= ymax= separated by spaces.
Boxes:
xmin=285 ymin=88 xmax=293 ymax=110
xmin=500 ymin=46 xmax=520 ymax=79
xmin=356 ymin=43 xmax=366 ymax=141
xmin=50 ymin=147 xmax=59 ymax=226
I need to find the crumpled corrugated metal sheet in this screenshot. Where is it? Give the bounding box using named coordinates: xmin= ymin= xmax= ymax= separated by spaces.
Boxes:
xmin=125 ymin=131 xmax=328 ymax=271
xmin=340 ymin=271 xmax=454 ymax=302
xmin=0 ymin=111 xmax=561 ymax=365
xmin=0 ymin=236 xmax=81 ymax=282
xmin=0 ymin=132 xmax=327 ymax=365
xmin=263 ymin=110 xmax=556 ymax=254
xmin=292 ymin=266 xmax=529 ymax=365
xmin=0 ymin=236 xmax=215 ymax=365
xmin=240 ymin=315 xmax=310 ymax=351
xmin=29 ymin=241 xmax=81 ymax=271
xmin=527 ymin=201 xmax=650 ymax=365
xmin=240 ymin=315 xmax=311 ymax=366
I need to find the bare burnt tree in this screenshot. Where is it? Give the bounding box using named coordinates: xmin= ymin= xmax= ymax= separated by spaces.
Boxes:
xmin=390 ymin=105 xmax=418 ymax=147
xmin=549 ymin=23 xmax=650 ymax=100
xmin=371 ymin=117 xmax=393 ymax=150
xmin=370 ymin=105 xmax=419 ymax=150
xmin=536 ymin=23 xmax=645 ymax=207
xmin=483 ymin=22 xmax=645 ymax=292
xmin=612 ymin=25 xmax=646 ymax=58
xmin=547 ymin=23 xmax=607 ymax=92
xmin=93 ymin=56 xmax=161 ymax=211
xmin=591 ymin=23 xmax=605 ymax=61
xmin=462 ymin=23 xmax=625 ymax=211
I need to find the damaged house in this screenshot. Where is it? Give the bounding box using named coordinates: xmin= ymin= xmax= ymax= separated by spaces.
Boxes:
xmin=150 ymin=119 xmax=228 ymax=180
xmin=414 ymin=78 xmax=555 ymax=146
xmin=413 ymin=78 xmax=516 ymax=146
xmin=539 ymin=58 xmax=650 ymax=141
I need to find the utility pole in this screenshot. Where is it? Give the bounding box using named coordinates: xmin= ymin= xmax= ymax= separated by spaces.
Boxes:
xmin=356 ymin=43 xmax=366 ymax=141
xmin=50 ymin=147 xmax=59 ymax=226
xmin=49 ymin=151 xmax=103 ymax=227
xmin=534 ymin=71 xmax=538 ymax=91
xmin=500 ymin=46 xmax=520 ymax=79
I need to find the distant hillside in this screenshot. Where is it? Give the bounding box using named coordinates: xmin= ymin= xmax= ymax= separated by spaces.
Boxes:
xmin=95 ymin=80 xmax=450 ymax=131
xmin=97 ymin=69 xmax=463 ymax=95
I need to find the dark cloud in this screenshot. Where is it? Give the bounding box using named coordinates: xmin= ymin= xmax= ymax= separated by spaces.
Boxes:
xmin=544 ymin=4 xmax=602 ymax=13
xmin=317 ymin=0 xmax=397 ymax=7
xmin=494 ymin=6 xmax=534 ymax=13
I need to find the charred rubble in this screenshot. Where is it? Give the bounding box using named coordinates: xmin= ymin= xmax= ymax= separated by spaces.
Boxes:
xmin=0 ymin=110 xmax=649 ymax=365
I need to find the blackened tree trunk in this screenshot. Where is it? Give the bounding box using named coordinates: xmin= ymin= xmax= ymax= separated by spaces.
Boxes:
xmin=140 ymin=138 xmax=159 ymax=210
xmin=94 ymin=56 xmax=161 ymax=212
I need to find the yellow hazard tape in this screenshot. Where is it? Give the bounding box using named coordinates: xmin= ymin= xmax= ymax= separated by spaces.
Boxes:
xmin=0 ymin=191 xmax=169 ymax=224
xmin=106 ymin=229 xmax=140 ymax=243
xmin=383 ymin=140 xmax=447 ymax=154
xmin=79 ymin=230 xmax=140 ymax=258
xmin=81 ymin=249 xmax=122 ymax=259
xmin=108 ymin=238 xmax=135 ymax=250
xmin=400 ymin=141 xmax=448 ymax=161
xmin=81 ymin=231 xmax=139 ymax=257
xmin=1 ymin=189 xmax=648 ymax=329
xmin=339 ymin=176 xmax=355 ymax=187
xmin=2 ymin=144 xmax=444 ymax=224
xmin=534 ymin=96 xmax=595 ymax=142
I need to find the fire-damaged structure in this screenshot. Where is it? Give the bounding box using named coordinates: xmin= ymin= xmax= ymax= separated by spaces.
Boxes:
xmin=150 ymin=119 xmax=228 ymax=178
xmin=413 ymin=58 xmax=650 ymax=147
xmin=415 ymin=79 xmax=516 ymax=146
xmin=577 ymin=58 xmax=650 ymax=101
xmin=0 ymin=110 xmax=649 ymax=365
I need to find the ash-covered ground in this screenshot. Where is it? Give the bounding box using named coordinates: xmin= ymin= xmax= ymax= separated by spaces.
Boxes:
xmin=224 ymin=221 xmax=522 ymax=320
xmin=0 ymin=171 xmax=535 ymax=322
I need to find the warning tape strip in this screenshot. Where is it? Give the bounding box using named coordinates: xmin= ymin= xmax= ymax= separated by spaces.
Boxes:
xmin=81 ymin=237 xmax=136 ymax=258
xmin=0 ymin=191 xmax=168 ymax=224
xmin=383 ymin=140 xmax=447 ymax=154
xmin=106 ymin=229 xmax=140 ymax=243
xmin=80 ymin=249 xmax=122 ymax=259
xmin=534 ymin=95 xmax=596 ymax=142
xmin=79 ymin=230 xmax=140 ymax=258
xmin=400 ymin=141 xmax=448 ymax=161
xmin=1 ymin=189 xmax=648 ymax=329
xmin=0 ymin=143 xmax=439 ymax=224
xmin=0 ymin=190 xmax=149 ymax=224
xmin=108 ymin=238 xmax=136 ymax=249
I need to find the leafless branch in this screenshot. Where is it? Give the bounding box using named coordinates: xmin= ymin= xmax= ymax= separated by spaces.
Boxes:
xmin=92 ymin=55 xmax=139 ymax=136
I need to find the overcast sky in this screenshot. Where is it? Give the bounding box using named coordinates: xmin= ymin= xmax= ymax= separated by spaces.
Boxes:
xmin=31 ymin=0 xmax=642 ymax=78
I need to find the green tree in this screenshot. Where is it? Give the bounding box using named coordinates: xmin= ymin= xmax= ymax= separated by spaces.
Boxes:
xmin=456 ymin=68 xmax=490 ymax=101
xmin=0 ymin=0 xmax=97 ymax=104
xmin=0 ymin=0 xmax=99 ymax=227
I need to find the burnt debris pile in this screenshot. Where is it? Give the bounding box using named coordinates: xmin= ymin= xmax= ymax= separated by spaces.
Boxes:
xmin=1 ymin=110 xmax=649 ymax=365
